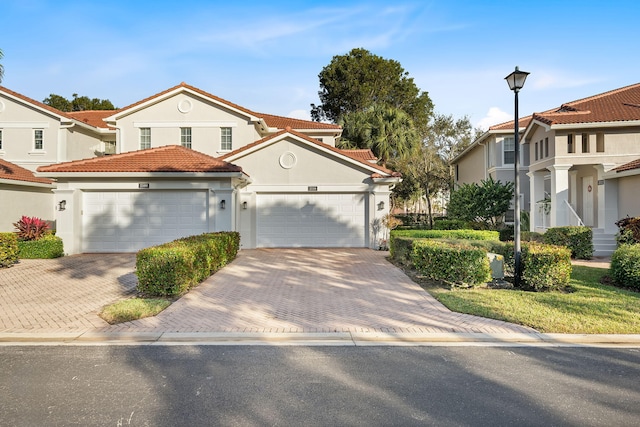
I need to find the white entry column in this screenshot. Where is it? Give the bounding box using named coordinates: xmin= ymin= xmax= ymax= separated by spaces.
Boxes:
xmin=549 ymin=164 xmax=572 ymax=227
xmin=594 ymin=164 xmax=618 ymax=233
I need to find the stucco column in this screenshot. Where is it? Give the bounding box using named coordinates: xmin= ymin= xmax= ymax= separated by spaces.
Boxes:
xmin=370 ymin=189 xmax=392 ymax=249
xmin=549 ymin=164 xmax=572 ymax=227
xmin=527 ymin=171 xmax=546 ymax=232
xmin=568 ymin=170 xmax=578 ymax=208
xmin=594 ymin=164 xmax=618 ymax=233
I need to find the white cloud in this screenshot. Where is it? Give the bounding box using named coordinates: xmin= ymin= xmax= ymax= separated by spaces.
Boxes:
xmin=476 ymin=107 xmax=512 ymax=130
xmin=530 ymin=70 xmax=603 ymax=90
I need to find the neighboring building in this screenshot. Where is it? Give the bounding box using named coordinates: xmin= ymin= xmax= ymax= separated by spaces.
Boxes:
xmin=452 ymin=82 xmax=640 ymax=255
xmin=2 ymin=83 xmax=401 ymax=253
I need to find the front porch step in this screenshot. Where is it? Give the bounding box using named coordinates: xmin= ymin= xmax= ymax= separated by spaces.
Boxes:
xmin=592 ymin=230 xmax=616 ymax=257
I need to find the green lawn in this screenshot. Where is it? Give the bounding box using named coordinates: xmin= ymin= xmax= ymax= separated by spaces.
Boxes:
xmin=420 ymin=265 xmax=640 ymax=334
xmin=99 ymin=298 xmax=171 ymax=324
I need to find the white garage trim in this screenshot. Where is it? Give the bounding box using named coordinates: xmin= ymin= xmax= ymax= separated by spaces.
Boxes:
xmin=256 ymin=193 xmax=366 ymax=248
xmin=82 ymin=190 xmax=208 ymax=252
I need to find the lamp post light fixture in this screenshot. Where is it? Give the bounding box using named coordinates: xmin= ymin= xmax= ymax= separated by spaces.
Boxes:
xmin=504 ymin=66 xmax=529 ymax=288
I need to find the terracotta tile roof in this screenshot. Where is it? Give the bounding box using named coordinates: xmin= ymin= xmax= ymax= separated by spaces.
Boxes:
xmin=67 ymin=110 xmax=116 ymax=129
xmin=533 ymin=82 xmax=640 ymax=126
xmin=37 ymin=145 xmax=242 ymax=173
xmin=114 ymin=82 xmax=340 ymax=131
xmin=257 ymin=113 xmax=341 ymax=130
xmin=613 ymin=158 xmax=640 ymax=173
xmin=489 ymin=115 xmax=533 ymax=131
xmin=0 ymin=158 xmax=53 ymax=184
xmin=219 ymin=129 xmax=399 ymax=177
xmin=341 ymin=149 xmax=378 ymax=162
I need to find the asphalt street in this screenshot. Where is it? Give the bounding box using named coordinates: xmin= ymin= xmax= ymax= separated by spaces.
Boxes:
xmin=2 ymin=345 xmax=639 ymax=426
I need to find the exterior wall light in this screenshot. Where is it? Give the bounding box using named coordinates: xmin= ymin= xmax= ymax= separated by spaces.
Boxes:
xmin=242 ymin=201 xmax=248 ymax=210
xmin=220 ymin=200 xmax=226 ymax=210
xmin=378 ymin=201 xmax=385 ymax=211
xmin=58 ymin=200 xmax=66 ymax=211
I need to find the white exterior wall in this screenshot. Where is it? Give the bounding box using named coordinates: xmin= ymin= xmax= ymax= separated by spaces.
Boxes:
xmin=114 ymin=93 xmax=262 ymax=155
xmin=618 ymin=174 xmax=640 ymax=219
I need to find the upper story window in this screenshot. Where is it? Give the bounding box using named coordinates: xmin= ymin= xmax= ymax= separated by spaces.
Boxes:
xmin=0 ymin=129 xmax=3 ymax=150
xmin=596 ymin=133 xmax=605 ymax=152
xmin=503 ymin=137 xmax=515 ymax=164
xmin=544 ymin=137 xmax=549 ymax=157
xmin=567 ymin=134 xmax=575 ymax=153
xmin=534 ymin=142 xmax=539 ymax=161
xmin=140 ymin=128 xmax=151 ymax=150
xmin=34 ymin=129 xmax=44 ymax=150
xmin=221 ymin=127 xmax=232 ymax=151
xmin=181 ymin=127 xmax=192 ymax=149
xmin=581 ymin=133 xmax=589 ymax=153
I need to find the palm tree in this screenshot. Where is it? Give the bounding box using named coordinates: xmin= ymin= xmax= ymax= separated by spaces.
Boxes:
xmin=0 ymin=49 xmax=4 ymax=83
xmin=368 ymin=105 xmax=418 ymax=166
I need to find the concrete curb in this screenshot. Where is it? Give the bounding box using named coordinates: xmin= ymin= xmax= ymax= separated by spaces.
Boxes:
xmin=1 ymin=332 xmax=640 ymax=347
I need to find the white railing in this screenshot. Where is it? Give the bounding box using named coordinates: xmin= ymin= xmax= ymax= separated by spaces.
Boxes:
xmin=564 ymin=200 xmax=585 ymax=226
xmin=535 ymin=201 xmax=550 ymax=230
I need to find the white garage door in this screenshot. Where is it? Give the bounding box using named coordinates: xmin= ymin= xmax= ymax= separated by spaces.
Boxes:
xmin=82 ymin=191 xmax=208 ymax=252
xmin=256 ymin=193 xmax=365 ymax=247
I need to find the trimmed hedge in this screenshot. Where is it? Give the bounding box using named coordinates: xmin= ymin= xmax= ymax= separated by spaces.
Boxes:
xmin=17 ymin=234 xmax=64 ymax=259
xmin=391 ymin=229 xmax=500 ymax=241
xmin=501 ymin=242 xmax=572 ymax=291
xmin=0 ymin=232 xmax=19 ymax=268
xmin=136 ymin=232 xmax=240 ymax=297
xmin=610 ymin=244 xmax=640 ymax=290
xmin=498 ymin=227 xmax=544 ymax=243
xmin=543 ymin=226 xmax=593 ymax=259
xmin=411 ymin=240 xmax=491 ymax=287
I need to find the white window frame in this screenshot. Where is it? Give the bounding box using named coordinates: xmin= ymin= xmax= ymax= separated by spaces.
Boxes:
xmin=221 ymin=127 xmax=232 ymax=151
xmin=181 ymin=127 xmax=192 ymax=149
xmin=34 ymin=129 xmax=44 ymax=150
xmin=140 ymin=128 xmax=151 ymax=150
xmin=503 ymin=137 xmax=515 ymax=165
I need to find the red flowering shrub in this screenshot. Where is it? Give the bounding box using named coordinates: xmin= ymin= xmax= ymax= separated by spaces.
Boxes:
xmin=13 ymin=216 xmax=50 ymax=241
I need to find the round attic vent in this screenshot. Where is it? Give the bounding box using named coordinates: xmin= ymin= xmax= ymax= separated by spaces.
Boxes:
xmin=279 ymin=151 xmax=297 ymax=169
xmin=177 ymin=99 xmax=193 ymax=113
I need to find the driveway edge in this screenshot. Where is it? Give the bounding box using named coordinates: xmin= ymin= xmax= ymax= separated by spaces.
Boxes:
xmin=1 ymin=332 xmax=640 ymax=347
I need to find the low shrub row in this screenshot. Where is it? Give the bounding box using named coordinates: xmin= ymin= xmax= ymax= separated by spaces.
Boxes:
xmin=411 ymin=240 xmax=491 ymax=287
xmin=610 ymin=244 xmax=640 ymax=290
xmin=0 ymin=233 xmax=19 ymax=268
xmin=17 ymin=234 xmax=64 ymax=259
xmin=136 ymin=232 xmax=240 ymax=297
xmin=543 ymin=226 xmax=593 ymax=259
xmin=390 ymin=233 xmax=572 ymax=291
xmin=391 ymin=229 xmax=500 ymax=241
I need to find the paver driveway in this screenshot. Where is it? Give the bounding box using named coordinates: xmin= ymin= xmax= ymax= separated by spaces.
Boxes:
xmin=103 ymin=249 xmax=534 ymax=334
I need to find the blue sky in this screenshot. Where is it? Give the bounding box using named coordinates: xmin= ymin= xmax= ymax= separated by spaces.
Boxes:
xmin=2 ymin=0 xmax=639 ymax=129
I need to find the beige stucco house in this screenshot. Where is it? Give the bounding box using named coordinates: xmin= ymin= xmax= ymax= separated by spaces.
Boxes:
xmin=452 ymin=83 xmax=640 ymax=255
xmin=2 ymin=83 xmax=400 ymax=253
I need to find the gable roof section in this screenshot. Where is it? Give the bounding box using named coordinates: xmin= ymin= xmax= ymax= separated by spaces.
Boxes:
xmin=341 ymin=149 xmax=378 ymax=162
xmin=220 ymin=129 xmax=399 ymax=177
xmin=0 ymin=85 xmax=74 ymax=122
xmin=0 ymin=158 xmax=53 ymax=185
xmin=37 ymin=145 xmax=242 ymax=174
xmin=106 ymin=82 xmax=341 ymax=132
xmin=533 ymin=82 xmax=640 ymax=126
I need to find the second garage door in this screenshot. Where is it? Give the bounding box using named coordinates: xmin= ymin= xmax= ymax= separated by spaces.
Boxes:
xmin=82 ymin=190 xmax=208 ymax=252
xmin=256 ymin=193 xmax=365 ymax=247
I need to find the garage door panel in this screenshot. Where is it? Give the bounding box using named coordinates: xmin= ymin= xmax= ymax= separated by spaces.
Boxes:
xmin=257 ymin=193 xmax=365 ymax=248
xmin=83 ymin=191 xmax=208 ymax=253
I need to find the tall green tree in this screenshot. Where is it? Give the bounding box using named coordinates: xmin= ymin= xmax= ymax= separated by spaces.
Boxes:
xmin=311 ymin=48 xmax=433 ymax=138
xmin=447 ymin=177 xmax=515 ymax=227
xmin=340 ymin=104 xmax=419 ymax=166
xmin=43 ymin=93 xmax=116 ymax=111
xmin=0 ymin=48 xmax=4 ymax=83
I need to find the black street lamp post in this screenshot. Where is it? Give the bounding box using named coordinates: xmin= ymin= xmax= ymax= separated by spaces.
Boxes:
xmin=504 ymin=66 xmax=529 ymax=287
